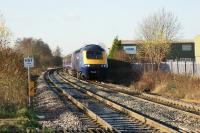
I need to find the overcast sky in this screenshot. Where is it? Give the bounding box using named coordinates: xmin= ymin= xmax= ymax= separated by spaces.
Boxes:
xmin=1 ymin=0 xmax=200 ymax=54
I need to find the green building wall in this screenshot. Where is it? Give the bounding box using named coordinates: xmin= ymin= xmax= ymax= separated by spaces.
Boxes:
xmin=168 ymin=42 xmax=195 ymax=60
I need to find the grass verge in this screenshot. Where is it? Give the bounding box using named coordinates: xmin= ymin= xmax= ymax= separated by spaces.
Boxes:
xmin=131 ymin=71 xmax=200 ymax=102
xmin=0 ymin=107 xmax=41 ymax=132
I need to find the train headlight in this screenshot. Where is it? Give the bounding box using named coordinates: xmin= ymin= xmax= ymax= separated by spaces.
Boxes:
xmin=84 ymin=64 xmax=90 ymax=67
xmin=101 ymin=64 xmax=107 ymax=68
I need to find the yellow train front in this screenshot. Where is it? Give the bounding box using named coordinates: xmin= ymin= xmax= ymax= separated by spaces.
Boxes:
xmin=64 ymin=44 xmax=108 ymax=80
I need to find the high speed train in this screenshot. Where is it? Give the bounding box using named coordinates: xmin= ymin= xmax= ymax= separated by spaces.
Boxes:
xmin=63 ymin=44 xmax=108 ymax=80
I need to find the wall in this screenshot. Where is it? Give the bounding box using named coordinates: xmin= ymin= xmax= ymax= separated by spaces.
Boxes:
xmin=194 ymin=35 xmax=200 ymax=62
xmin=169 ymin=42 xmax=195 ymax=60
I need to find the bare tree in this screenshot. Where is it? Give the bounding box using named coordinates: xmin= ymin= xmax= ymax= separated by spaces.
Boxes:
xmin=0 ymin=14 xmax=11 ymax=48
xmin=137 ymin=9 xmax=181 ymax=70
xmin=53 ymin=46 xmax=62 ymax=57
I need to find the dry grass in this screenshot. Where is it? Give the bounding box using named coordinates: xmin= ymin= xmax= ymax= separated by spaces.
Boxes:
xmin=0 ymin=46 xmax=27 ymax=112
xmin=132 ymin=71 xmax=200 ymax=101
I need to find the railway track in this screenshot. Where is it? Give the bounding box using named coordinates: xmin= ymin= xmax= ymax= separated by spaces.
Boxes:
xmin=43 ymin=71 xmax=107 ymax=133
xmin=90 ymin=80 xmax=200 ymax=116
xmin=48 ymin=69 xmax=185 ymax=133
xmin=57 ymin=69 xmax=200 ymax=132
xmin=47 ymin=70 xmax=167 ymax=132
xmin=59 ymin=69 xmax=200 ymax=116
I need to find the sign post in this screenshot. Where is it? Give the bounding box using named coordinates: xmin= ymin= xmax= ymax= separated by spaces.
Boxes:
xmin=24 ymin=57 xmax=34 ymax=107
xmin=123 ymin=46 xmax=137 ymax=63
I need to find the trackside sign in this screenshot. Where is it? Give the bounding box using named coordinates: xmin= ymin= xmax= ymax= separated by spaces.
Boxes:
xmin=123 ymin=46 xmax=137 ymax=54
xmin=24 ymin=57 xmax=34 ymax=68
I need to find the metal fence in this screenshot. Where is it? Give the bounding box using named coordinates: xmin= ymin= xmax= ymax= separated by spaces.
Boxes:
xmin=161 ymin=61 xmax=200 ymax=76
xmin=132 ymin=61 xmax=200 ymax=76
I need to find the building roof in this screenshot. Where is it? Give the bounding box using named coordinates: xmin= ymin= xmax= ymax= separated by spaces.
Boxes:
xmin=171 ymin=40 xmax=194 ymax=44
xmin=121 ymin=40 xmax=140 ymax=45
xmin=121 ymin=39 xmax=194 ymax=45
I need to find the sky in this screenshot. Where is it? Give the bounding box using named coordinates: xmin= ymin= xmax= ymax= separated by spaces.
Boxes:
xmin=1 ymin=0 xmax=200 ymax=55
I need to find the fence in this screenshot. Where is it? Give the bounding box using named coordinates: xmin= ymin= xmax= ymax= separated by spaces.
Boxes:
xmin=132 ymin=61 xmax=200 ymax=76
xmin=161 ymin=61 xmax=200 ymax=76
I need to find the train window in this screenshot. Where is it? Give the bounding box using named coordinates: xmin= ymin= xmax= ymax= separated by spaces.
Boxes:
xmin=86 ymin=51 xmax=103 ymax=59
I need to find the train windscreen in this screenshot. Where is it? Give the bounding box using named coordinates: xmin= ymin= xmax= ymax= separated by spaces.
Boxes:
xmin=86 ymin=51 xmax=103 ymax=59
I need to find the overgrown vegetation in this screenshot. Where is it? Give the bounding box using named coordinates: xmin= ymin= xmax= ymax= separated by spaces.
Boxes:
xmin=132 ymin=71 xmax=200 ymax=100
xmin=0 ymin=13 xmax=61 ymax=131
xmin=0 ymin=15 xmax=27 ymax=111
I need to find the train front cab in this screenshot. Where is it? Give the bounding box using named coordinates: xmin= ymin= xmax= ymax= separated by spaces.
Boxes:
xmin=80 ymin=50 xmax=108 ymax=80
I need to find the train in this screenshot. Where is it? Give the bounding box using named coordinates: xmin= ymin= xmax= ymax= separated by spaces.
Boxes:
xmin=63 ymin=44 xmax=108 ymax=80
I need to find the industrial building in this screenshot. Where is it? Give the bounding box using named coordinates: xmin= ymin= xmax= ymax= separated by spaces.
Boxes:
xmin=121 ymin=35 xmax=200 ymax=62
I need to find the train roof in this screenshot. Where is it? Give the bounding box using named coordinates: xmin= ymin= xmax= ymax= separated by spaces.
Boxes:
xmin=81 ymin=44 xmax=104 ymax=51
xmin=64 ymin=44 xmax=105 ymax=57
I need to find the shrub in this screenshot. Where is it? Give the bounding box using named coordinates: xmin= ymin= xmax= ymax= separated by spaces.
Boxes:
xmin=0 ymin=46 xmax=27 ymax=111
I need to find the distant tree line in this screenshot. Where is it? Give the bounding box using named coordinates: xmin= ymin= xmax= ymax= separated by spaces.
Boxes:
xmin=15 ymin=38 xmax=63 ymax=68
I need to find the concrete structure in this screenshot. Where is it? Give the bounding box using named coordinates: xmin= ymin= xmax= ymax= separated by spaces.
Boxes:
xmin=121 ymin=35 xmax=200 ymax=62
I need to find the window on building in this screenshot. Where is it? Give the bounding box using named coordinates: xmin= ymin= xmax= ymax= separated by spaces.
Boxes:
xmin=182 ymin=44 xmax=192 ymax=51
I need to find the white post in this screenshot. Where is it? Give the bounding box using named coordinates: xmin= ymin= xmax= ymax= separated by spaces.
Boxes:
xmin=28 ymin=66 xmax=31 ymax=107
xmin=24 ymin=56 xmax=34 ymax=107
